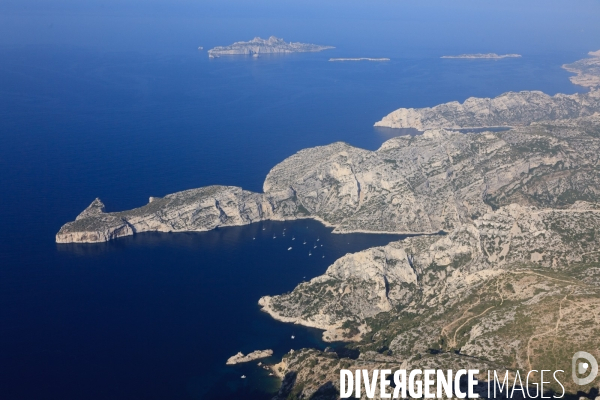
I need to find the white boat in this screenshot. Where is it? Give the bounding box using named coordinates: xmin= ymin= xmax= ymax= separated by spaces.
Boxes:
xmin=241 ymin=375 xmax=246 ymax=379
xmin=308 ymin=252 xmax=312 ymax=256
xmin=317 ymin=238 xmax=320 ymax=241
xmin=303 ymin=241 xmax=306 ymax=244
xmin=273 ymin=235 xmax=276 ymax=239
xmin=253 ymin=237 xmax=255 ymax=240
xmin=262 ymin=227 xmax=265 ymax=231
xmin=288 ymin=247 xmax=292 ymax=250
xmin=314 ymin=245 xmax=317 ymax=248
xmin=291 ymin=335 xmax=295 ymax=339
xmin=322 ymin=255 xmax=325 ymax=258
xmin=292 ymin=237 xmax=295 ymax=240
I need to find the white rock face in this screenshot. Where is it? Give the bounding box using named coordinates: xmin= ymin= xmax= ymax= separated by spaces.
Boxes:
xmin=259 ymin=241 xmax=420 ymax=340
xmin=207 ymin=36 xmax=333 ymax=57
xmin=226 ymin=349 xmax=273 ymax=365
xmin=56 ymin=186 xmax=277 ymax=243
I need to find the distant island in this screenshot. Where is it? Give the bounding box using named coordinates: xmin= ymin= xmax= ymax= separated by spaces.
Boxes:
xmin=329 ymin=58 xmax=390 ymax=62
xmin=207 ymin=36 xmax=334 ymax=58
xmin=441 ymin=53 xmax=521 ymax=59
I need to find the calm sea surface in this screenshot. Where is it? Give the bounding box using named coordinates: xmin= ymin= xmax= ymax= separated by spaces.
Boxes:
xmin=0 ymin=43 xmax=584 ymax=399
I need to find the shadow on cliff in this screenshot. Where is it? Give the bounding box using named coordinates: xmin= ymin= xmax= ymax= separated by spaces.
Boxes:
xmin=271 ymin=372 xmax=339 ymax=400
xmin=308 ymin=381 xmax=339 ymax=400
xmin=271 ymin=371 xmax=296 ymax=400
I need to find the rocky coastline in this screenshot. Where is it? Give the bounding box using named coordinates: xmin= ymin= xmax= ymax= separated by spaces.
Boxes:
xmin=226 ymin=350 xmax=273 ymax=365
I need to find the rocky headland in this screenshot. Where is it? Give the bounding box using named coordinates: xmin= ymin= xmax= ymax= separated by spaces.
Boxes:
xmin=562 ymin=50 xmax=600 ymax=89
xmin=441 ymin=53 xmax=522 ymax=59
xmin=207 ymin=36 xmax=333 ymax=58
xmin=226 ymin=349 xmax=273 ymax=365
xmin=57 ymin=113 xmax=600 ymax=243
xmin=376 ymin=50 xmax=600 ymax=131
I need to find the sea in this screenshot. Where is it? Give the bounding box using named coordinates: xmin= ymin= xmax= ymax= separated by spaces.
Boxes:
xmin=0 ymin=1 xmax=597 ymax=399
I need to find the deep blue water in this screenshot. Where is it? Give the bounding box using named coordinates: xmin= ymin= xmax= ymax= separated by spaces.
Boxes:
xmin=0 ymin=7 xmax=596 ymax=398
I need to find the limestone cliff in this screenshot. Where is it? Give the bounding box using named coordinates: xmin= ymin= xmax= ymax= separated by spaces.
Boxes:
xmin=563 ymin=50 xmax=600 ymax=89
xmin=56 ymin=185 xmax=297 ymax=243
xmin=226 ymin=349 xmax=273 ymax=365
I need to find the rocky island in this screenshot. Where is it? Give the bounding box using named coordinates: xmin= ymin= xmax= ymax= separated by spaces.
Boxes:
xmin=207 ymin=36 xmax=333 ymax=58
xmin=375 ymin=50 xmax=600 ymax=131
xmin=56 ymin=51 xmax=600 ymax=399
xmin=329 ymin=58 xmax=390 ymax=62
xmin=56 ymin=114 xmax=600 ymax=243
xmin=226 ymin=349 xmax=273 ymax=365
xmin=441 ymin=53 xmax=522 ymax=59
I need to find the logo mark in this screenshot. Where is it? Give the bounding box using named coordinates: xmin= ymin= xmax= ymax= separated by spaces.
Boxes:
xmin=572 ymin=351 xmax=598 ymax=385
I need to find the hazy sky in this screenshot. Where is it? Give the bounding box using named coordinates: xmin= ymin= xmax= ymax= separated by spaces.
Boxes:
xmin=0 ymin=0 xmax=599 ymax=57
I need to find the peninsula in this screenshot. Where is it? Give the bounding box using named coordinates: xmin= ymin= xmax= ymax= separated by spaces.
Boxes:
xmin=562 ymin=49 xmax=600 ymax=88
xmin=226 ymin=350 xmax=273 ymax=365
xmin=328 ymin=58 xmax=390 ymax=62
xmin=441 ymin=53 xmax=521 ymax=59
xmin=207 ymin=36 xmax=333 ymax=58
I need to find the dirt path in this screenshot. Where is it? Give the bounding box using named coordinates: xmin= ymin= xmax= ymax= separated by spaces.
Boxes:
xmin=440 ymin=270 xmax=582 ymax=351
xmin=451 ymin=305 xmax=496 ymax=348
xmin=526 ymin=290 xmax=571 ymax=371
